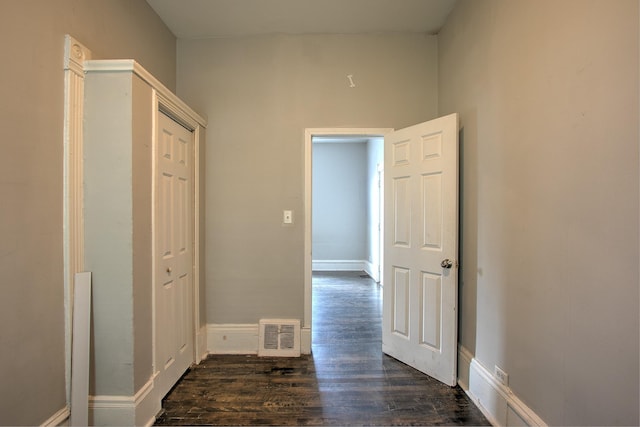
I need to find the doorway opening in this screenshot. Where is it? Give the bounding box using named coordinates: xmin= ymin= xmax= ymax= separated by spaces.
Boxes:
xmin=303 ymin=128 xmax=393 ymax=353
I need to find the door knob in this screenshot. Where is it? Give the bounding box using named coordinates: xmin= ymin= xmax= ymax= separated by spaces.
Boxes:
xmin=441 ymin=259 xmax=453 ymax=269
xmin=166 ymin=267 xmax=172 ymax=274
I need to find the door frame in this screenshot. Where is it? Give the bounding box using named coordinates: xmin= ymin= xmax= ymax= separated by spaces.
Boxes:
xmin=303 ymin=127 xmax=393 ymax=353
xmin=153 ymin=89 xmax=207 ymax=369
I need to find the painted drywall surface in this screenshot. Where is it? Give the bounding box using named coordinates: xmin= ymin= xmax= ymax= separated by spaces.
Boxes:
xmin=131 ymin=76 xmax=154 ymax=394
xmin=84 ymin=72 xmax=136 ymax=396
xmin=84 ymin=72 xmax=155 ymax=397
xmin=439 ymin=0 xmax=639 ymax=425
xmin=0 ymin=1 xmax=175 ymax=424
xmin=313 ymin=142 xmax=367 ymax=261
xmin=177 ymin=33 xmax=438 ymax=324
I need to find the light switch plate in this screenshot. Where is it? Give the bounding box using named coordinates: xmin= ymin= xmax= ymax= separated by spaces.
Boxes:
xmin=283 ymin=210 xmax=293 ymax=224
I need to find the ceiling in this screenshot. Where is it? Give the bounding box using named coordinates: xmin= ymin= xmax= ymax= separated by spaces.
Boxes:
xmin=146 ymin=0 xmax=458 ymax=39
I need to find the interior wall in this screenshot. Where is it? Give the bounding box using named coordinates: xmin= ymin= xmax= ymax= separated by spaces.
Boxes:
xmin=0 ymin=1 xmax=176 ymax=425
xmin=177 ymin=33 xmax=439 ymax=325
xmin=312 ymin=142 xmax=367 ymax=261
xmin=438 ymin=0 xmax=639 ymax=425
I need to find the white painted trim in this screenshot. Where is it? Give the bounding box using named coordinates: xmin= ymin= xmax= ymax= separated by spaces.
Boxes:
xmin=304 ymin=128 xmax=394 ymax=345
xmin=193 ymin=124 xmax=205 ymax=364
xmin=196 ymin=324 xmax=208 ymax=362
xmin=207 ymin=324 xmax=260 ymax=354
xmin=364 ymin=260 xmax=380 ymax=282
xmin=312 ymin=259 xmax=367 ymax=271
xmin=457 ymin=345 xmax=547 ymax=427
xmin=41 ymin=406 xmax=70 ymax=427
xmin=89 ymin=375 xmax=160 ymax=427
xmin=70 ymin=272 xmax=91 ymax=427
xmin=457 ymin=344 xmax=473 ymax=392
xmin=300 ymin=326 xmax=311 ymax=354
xmin=63 ymin=34 xmax=91 ymax=408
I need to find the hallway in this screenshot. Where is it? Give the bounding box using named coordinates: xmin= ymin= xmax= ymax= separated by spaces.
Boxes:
xmin=154 ymin=271 xmax=488 ymax=425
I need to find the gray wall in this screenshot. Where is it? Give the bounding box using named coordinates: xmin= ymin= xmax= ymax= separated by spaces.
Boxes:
xmin=439 ymin=0 xmax=639 ymax=425
xmin=312 ymin=142 xmax=367 ymax=261
xmin=0 ymin=1 xmax=175 ymax=425
xmin=177 ymin=33 xmax=439 ymax=325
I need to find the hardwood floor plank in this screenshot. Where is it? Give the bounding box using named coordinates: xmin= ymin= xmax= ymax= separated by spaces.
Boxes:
xmin=155 ymin=271 xmax=488 ymax=426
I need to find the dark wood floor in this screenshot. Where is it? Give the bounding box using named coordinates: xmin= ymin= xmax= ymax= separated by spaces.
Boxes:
xmin=154 ymin=271 xmax=489 ymax=426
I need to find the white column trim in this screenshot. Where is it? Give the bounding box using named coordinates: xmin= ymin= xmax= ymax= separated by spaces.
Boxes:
xmin=63 ymin=34 xmax=91 ymax=407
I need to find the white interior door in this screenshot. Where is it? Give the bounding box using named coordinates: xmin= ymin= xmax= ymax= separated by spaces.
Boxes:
xmin=155 ymin=111 xmax=195 ymax=398
xmin=382 ymin=113 xmax=459 ymax=386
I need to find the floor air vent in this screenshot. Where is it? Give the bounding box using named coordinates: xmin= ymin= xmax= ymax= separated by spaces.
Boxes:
xmin=258 ymin=319 xmax=301 ymax=357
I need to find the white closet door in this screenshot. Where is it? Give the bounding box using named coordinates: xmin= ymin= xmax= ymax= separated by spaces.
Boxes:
xmin=155 ymin=111 xmax=195 ymax=398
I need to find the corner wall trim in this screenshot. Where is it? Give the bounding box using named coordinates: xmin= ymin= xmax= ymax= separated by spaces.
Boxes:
xmin=457 ymin=345 xmax=547 ymax=427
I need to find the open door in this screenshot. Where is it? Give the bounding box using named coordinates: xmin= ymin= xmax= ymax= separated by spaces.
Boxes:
xmin=382 ymin=113 xmax=459 ymax=386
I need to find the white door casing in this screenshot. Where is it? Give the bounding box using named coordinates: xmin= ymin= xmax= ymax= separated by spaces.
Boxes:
xmin=155 ymin=111 xmax=195 ymax=399
xmin=382 ymin=114 xmax=459 ymax=386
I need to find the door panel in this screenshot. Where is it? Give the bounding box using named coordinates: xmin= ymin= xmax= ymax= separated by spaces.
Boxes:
xmin=382 ymin=114 xmax=458 ymax=386
xmin=155 ymin=111 xmax=195 ymax=399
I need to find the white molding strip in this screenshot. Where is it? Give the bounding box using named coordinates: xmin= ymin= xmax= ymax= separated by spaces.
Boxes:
xmin=63 ymin=34 xmax=91 ymax=408
xmin=89 ymin=375 xmax=160 ymax=427
xmin=70 ymin=272 xmax=91 ymax=426
xmin=207 ymin=324 xmax=259 ymax=354
xmin=312 ymin=260 xmax=367 ymax=271
xmin=41 ymin=406 xmax=70 ymax=427
xmin=458 ymin=345 xmax=547 ymax=427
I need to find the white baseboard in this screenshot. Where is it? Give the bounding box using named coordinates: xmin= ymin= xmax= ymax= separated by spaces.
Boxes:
xmin=196 ymin=324 xmax=208 ymax=362
xmin=208 ymin=323 xmax=310 ymax=355
xmin=207 ymin=324 xmax=259 ymax=354
xmin=89 ymin=375 xmax=160 ymax=427
xmin=312 ymin=260 xmax=367 ymax=271
xmin=457 ymin=344 xmax=473 ymax=392
xmin=364 ymin=260 xmax=380 ymax=282
xmin=41 ymin=406 xmax=70 ymax=426
xmin=300 ymin=326 xmax=311 ymax=354
xmin=457 ymin=345 xmax=547 ymax=427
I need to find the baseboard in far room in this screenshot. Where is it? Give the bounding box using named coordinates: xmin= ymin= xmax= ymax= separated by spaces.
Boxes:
xmin=41 ymin=406 xmax=70 ymax=427
xmin=312 ymin=259 xmax=367 ymax=272
xmin=207 ymin=323 xmax=311 ymax=355
xmin=457 ymin=345 xmax=547 ymax=427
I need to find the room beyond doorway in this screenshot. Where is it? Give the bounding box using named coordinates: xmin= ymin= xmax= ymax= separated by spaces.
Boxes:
xmin=303 ymin=128 xmax=392 ymax=349
xmin=312 ymin=135 xmax=383 ymax=277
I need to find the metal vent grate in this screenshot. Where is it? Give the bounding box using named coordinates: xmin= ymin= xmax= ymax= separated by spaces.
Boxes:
xmin=258 ymin=319 xmax=300 ymax=357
